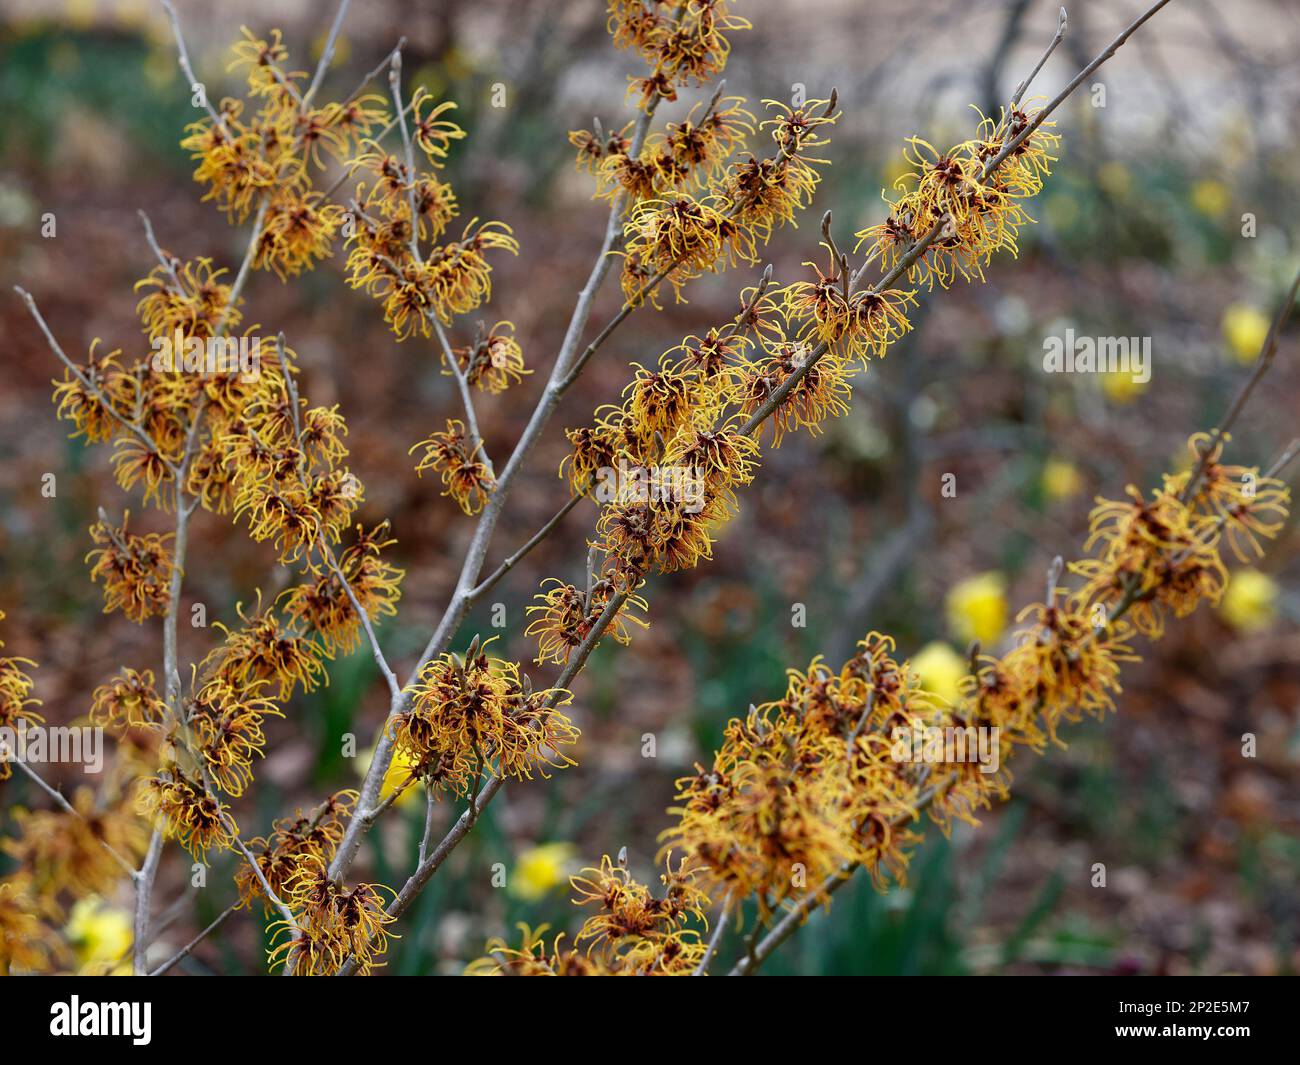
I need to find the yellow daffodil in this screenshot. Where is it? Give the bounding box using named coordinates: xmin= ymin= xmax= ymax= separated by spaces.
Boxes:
xmin=355 ymin=744 xmax=423 ymax=810
xmin=1100 ymin=368 xmax=1149 ymax=404
xmin=1097 ymin=161 xmax=1131 ymax=198
xmin=946 ymin=571 xmax=1008 ymax=645
xmin=1042 ymin=456 xmax=1084 ymax=502
xmin=910 ymin=641 xmax=966 ymax=704
xmin=66 ymin=896 xmax=132 ymax=974
xmin=1222 ymin=303 xmax=1270 ymax=364
xmin=1190 ymin=179 xmax=1229 ymax=217
xmin=510 ymin=842 xmax=578 ymax=901
xmin=1219 ymin=568 xmax=1278 ymax=632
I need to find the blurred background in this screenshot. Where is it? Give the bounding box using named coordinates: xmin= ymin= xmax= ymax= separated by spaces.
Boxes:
xmin=2 ymin=0 xmax=1299 ymax=975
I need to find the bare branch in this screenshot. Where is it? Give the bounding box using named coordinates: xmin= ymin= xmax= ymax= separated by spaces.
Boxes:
xmin=15 ymin=286 xmax=180 ymax=476
xmin=159 ymin=0 xmax=226 ymax=130
xmin=433 ymin=319 xmax=495 ymax=478
xmin=133 ymin=830 xmax=164 ymax=975
xmin=148 ymin=902 xmax=237 ymax=976
xmin=1011 ymin=6 xmax=1068 ymax=107
xmin=302 ymin=0 xmax=353 ymax=108
xmin=1182 ymin=266 xmax=1300 ymax=502
xmin=467 ymin=492 xmax=587 ymax=604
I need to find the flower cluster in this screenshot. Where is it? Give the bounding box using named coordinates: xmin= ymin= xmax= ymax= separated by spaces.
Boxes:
xmin=855 ymin=103 xmax=1060 ymax=290
xmin=617 ymin=98 xmax=838 ymax=307
xmin=1072 ymin=432 xmax=1290 ymax=640
xmin=607 ymin=0 xmax=752 ymax=110
xmin=778 ymin=246 xmax=917 ymax=365
xmin=477 ymin=432 xmax=1291 ymax=972
xmin=0 ymin=876 xmax=66 ymax=975
xmin=451 ymin=321 xmax=530 ymax=394
xmin=466 ymin=852 xmax=709 ymax=975
xmin=278 ymin=523 xmax=405 ymax=656
xmin=3 ymin=790 xmax=146 ymax=899
xmin=664 ymin=636 xmax=933 ymax=909
xmin=52 ymin=342 xmax=138 ymax=448
xmin=135 ymin=257 xmax=241 ymax=340
xmin=136 ymin=769 xmax=236 ymax=863
xmin=578 ymin=97 xmax=754 ymax=202
xmin=344 ymin=85 xmax=517 ymax=337
xmin=0 ymin=611 xmax=42 ymax=783
xmin=90 ymin=667 xmax=167 ymax=731
xmin=269 ymin=855 xmax=396 ymax=975
xmin=570 ymin=5 xmax=836 ymax=307
xmin=222 ymin=354 xmax=363 ymax=562
xmin=183 ymin=678 xmax=283 ymax=798
xmin=411 ymin=418 xmax=496 ymax=515
xmin=236 ymin=792 xmax=356 ymax=912
xmin=182 ymin=27 xmax=382 ymax=275
xmin=390 ymin=638 xmax=580 ymax=799
xmin=525 ymin=578 xmax=649 ymax=666
xmin=85 ymin=512 xmax=175 ymax=623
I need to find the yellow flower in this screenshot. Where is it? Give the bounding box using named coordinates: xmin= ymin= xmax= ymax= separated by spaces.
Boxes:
xmin=510 ymin=842 xmax=577 ymax=901
xmin=356 ymin=744 xmax=422 ymax=810
xmin=1041 ymin=457 xmax=1083 ymax=502
xmin=66 ymin=896 xmax=132 ymax=972
xmin=910 ymin=642 xmax=965 ymax=704
xmin=1221 ymin=303 xmax=1270 ymax=365
xmin=1100 ymin=368 xmax=1148 ymax=404
xmin=1097 ymin=161 xmax=1131 ymax=198
xmin=946 ymin=571 xmax=1008 ymax=645
xmin=1190 ymin=179 xmax=1229 ymax=218
xmin=1219 ymin=568 xmax=1278 ymax=633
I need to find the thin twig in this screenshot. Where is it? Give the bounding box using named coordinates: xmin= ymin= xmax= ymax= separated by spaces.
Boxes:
xmin=302 ymin=0 xmax=353 ymax=108
xmin=338 ymin=37 xmax=407 ymax=112
xmin=389 ymin=51 xmax=422 ymax=266
xmin=325 ymin=545 xmax=403 ymax=702
xmin=1182 ymin=266 xmax=1300 ymax=502
xmin=159 ymin=0 xmax=226 ymax=130
xmin=417 ymin=786 xmax=437 ymax=867
xmin=984 ymin=0 xmax=1175 ymax=178
xmin=138 ymin=210 xmax=183 ymax=288
xmin=692 ymin=895 xmax=733 ymax=976
xmin=15 ymin=287 xmax=180 ymax=476
xmin=1011 ymin=6 xmax=1068 ymax=107
xmin=434 ymin=319 xmax=495 ymax=478
xmin=467 ymin=492 xmax=587 ymax=604
xmin=148 ymin=903 xmax=237 ymax=976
